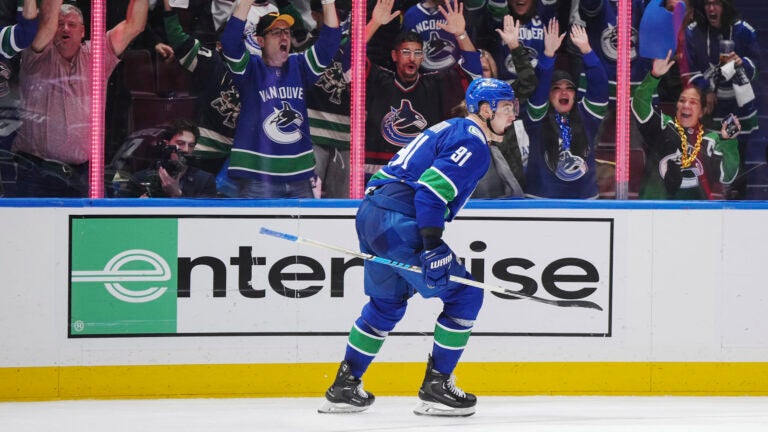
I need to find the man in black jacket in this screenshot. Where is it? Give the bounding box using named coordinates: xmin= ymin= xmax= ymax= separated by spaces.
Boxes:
xmin=122 ymin=119 xmax=218 ymax=198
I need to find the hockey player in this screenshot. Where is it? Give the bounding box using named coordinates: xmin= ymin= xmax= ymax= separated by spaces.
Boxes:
xmin=318 ymin=77 xmax=518 ymax=417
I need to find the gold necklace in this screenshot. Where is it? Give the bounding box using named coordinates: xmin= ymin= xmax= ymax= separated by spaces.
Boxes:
xmin=674 ymin=118 xmax=703 ymax=168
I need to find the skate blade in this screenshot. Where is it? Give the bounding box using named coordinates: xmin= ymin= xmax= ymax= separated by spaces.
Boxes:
xmin=317 ymin=399 xmax=370 ymax=414
xmin=413 ymin=400 xmax=475 ymax=417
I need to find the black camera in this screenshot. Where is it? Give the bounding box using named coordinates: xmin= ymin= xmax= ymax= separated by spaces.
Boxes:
xmin=156 ymin=143 xmax=185 ymax=177
xmin=722 ymin=113 xmax=739 ymax=138
xmin=123 ymin=142 xmax=187 ymax=197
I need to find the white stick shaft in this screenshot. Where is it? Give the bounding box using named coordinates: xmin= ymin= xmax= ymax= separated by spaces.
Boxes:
xmin=259 ymin=227 xmax=602 ymax=311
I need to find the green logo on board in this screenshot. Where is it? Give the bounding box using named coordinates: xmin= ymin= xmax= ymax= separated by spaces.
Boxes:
xmin=70 ymin=218 xmax=178 ymax=335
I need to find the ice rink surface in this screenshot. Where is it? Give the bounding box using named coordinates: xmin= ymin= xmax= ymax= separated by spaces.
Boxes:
xmin=2 ymin=396 xmax=768 ymax=432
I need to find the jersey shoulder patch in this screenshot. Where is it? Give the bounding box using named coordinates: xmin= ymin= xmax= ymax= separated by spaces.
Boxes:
xmin=468 ymin=124 xmax=486 ymax=142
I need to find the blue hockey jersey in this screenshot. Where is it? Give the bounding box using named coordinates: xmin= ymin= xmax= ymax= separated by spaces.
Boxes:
xmin=369 ymin=118 xmax=490 ymax=230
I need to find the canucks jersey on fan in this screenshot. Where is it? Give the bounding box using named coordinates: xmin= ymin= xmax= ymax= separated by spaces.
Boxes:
xmin=163 ymin=11 xmax=238 ymax=165
xmin=579 ymin=0 xmax=651 ymax=99
xmin=402 ymin=3 xmax=460 ymax=72
xmin=220 ymin=17 xmax=340 ymax=182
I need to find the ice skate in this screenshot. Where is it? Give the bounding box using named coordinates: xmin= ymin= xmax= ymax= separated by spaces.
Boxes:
xmin=318 ymin=361 xmax=375 ymax=413
xmin=413 ymin=355 xmax=476 ymax=417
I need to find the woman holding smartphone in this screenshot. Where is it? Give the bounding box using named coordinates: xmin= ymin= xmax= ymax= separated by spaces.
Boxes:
xmin=632 ymin=50 xmax=742 ymax=200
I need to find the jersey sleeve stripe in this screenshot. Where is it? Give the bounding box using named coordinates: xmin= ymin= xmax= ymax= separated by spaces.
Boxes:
xmin=223 ymin=52 xmax=249 ymax=75
xmin=178 ymin=40 xmax=201 ymax=72
xmin=418 ymin=167 xmax=457 ymax=204
xmin=582 ymin=98 xmax=608 ymax=119
xmin=304 ymin=45 xmax=329 ymax=76
xmin=527 ymin=100 xmax=549 ymax=122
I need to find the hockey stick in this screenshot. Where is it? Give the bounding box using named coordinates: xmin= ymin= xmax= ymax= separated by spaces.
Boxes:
xmin=259 ymin=227 xmax=603 ymax=311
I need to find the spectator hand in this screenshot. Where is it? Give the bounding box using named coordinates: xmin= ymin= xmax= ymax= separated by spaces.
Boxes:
xmin=155 ymin=43 xmax=175 ymax=63
xmin=371 ymin=0 xmax=400 ymax=27
xmin=722 ymin=52 xmax=743 ymax=68
xmin=664 ymin=159 xmax=682 ymax=196
xmin=651 ymin=50 xmax=675 ymax=78
xmin=543 ymin=18 xmax=565 ymax=57
xmin=496 ymin=16 xmax=521 ymax=50
xmin=437 ymin=1 xmax=466 ymax=38
xmin=720 ymin=113 xmax=741 ymax=139
xmin=420 ymin=242 xmax=455 ymax=290
xmin=158 ymin=166 xmax=184 ymax=197
xmin=569 ymin=24 xmax=590 ymax=54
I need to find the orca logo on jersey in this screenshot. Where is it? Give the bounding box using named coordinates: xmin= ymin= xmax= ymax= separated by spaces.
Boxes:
xmin=600 ymin=24 xmax=638 ymax=63
xmin=554 ymin=150 xmax=588 ymax=182
xmin=422 ymin=31 xmax=457 ymax=71
xmin=264 ymin=101 xmax=304 ymax=144
xmin=659 ymin=152 xmax=703 ymax=189
xmin=382 ymin=100 xmax=428 ymax=147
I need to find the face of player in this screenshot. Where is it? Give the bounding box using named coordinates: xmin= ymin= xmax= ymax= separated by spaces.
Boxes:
xmin=54 ymin=12 xmax=85 ymax=60
xmin=549 ymin=80 xmax=576 ymax=114
xmin=258 ymin=22 xmax=292 ymax=65
xmin=676 ymin=87 xmax=703 ymax=129
xmin=704 ymin=0 xmax=723 ymax=29
xmin=168 ymin=131 xmax=197 ymax=159
xmin=392 ymin=41 xmax=424 ymax=83
xmin=508 ymin=0 xmax=535 ymax=17
xmin=489 ymin=100 xmax=518 ymax=132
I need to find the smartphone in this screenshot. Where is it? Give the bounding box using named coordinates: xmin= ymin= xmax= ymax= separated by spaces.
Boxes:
xmin=722 ymin=113 xmax=739 ymax=138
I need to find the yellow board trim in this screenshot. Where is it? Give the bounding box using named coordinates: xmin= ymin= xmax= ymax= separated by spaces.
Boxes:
xmin=3 ymin=362 xmax=768 ymax=401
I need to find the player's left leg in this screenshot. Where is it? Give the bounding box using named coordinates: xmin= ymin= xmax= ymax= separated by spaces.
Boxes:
xmin=414 ymin=282 xmax=484 ymax=417
xmin=318 ymin=297 xmax=408 ymax=414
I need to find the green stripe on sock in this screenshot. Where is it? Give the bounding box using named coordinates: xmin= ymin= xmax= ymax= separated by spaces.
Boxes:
xmin=348 ymin=324 xmax=385 ymax=356
xmin=433 ymin=322 xmax=471 ymax=350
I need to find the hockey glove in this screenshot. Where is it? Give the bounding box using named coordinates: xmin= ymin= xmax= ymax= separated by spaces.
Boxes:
xmin=420 ymin=242 xmax=454 ymax=290
xmin=664 ymin=159 xmax=682 ymax=196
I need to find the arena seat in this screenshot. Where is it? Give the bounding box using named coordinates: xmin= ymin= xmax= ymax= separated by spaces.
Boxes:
xmin=121 ymin=49 xmax=156 ymax=95
xmin=129 ymin=94 xmax=197 ymax=131
xmin=156 ymin=57 xmax=192 ymax=97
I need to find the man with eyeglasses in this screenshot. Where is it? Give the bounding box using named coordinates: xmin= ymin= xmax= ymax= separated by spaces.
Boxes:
xmin=363 ymin=0 xmax=482 ymax=181
xmin=220 ymin=0 xmax=340 ymax=198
